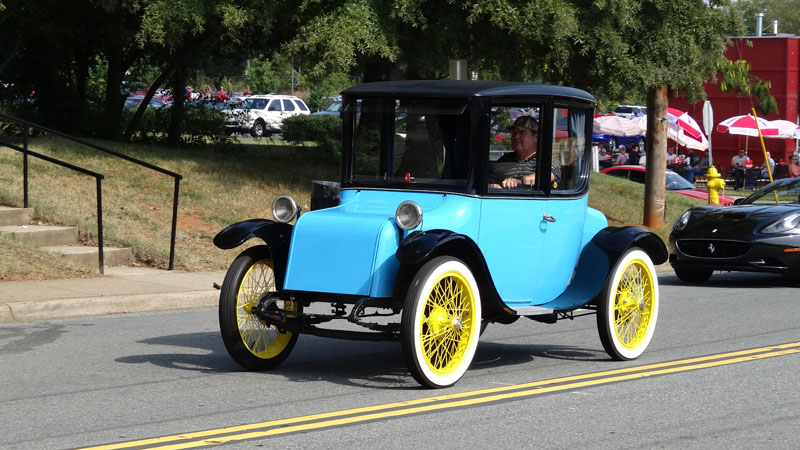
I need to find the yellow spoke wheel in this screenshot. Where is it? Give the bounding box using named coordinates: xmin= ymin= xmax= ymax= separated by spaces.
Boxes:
xmin=402 ymin=257 xmax=481 ymax=388
xmin=598 ymin=249 xmax=659 ymax=360
xmin=219 ymin=246 xmax=300 ymax=370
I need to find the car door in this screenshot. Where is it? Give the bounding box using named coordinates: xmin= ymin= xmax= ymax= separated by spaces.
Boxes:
xmin=265 ymin=99 xmax=283 ymax=129
xmin=479 ymin=105 xmax=587 ymax=306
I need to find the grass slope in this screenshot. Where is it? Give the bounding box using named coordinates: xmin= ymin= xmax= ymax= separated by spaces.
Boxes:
xmin=0 ymin=136 xmax=704 ymax=281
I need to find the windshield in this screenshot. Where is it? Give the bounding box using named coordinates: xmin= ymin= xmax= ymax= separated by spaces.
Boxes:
xmin=241 ymin=98 xmax=268 ymax=109
xmin=665 ymin=171 xmax=696 ymax=190
xmin=742 ymin=178 xmax=800 ymax=204
xmin=349 ymin=98 xmax=471 ymax=189
xmin=324 ymin=101 xmax=342 ymax=112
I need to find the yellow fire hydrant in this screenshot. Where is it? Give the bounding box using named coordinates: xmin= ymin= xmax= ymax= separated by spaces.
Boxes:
xmin=706 ymin=166 xmax=725 ymax=205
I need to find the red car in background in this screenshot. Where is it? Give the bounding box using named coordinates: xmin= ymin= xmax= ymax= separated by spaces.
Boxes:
xmin=601 ymin=165 xmax=735 ymax=206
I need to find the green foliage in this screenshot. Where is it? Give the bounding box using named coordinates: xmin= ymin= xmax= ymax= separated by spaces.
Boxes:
xmin=287 ymin=1 xmax=399 ymax=78
xmin=734 ymin=0 xmax=800 ymax=36
xmin=121 ymin=106 xmax=233 ymax=146
xmin=245 ymin=56 xmax=280 ymax=94
xmin=716 ymin=59 xmax=778 ymax=115
xmin=281 ymin=115 xmax=341 ymax=156
xmin=307 ymin=71 xmax=353 ymax=110
xmin=86 ymin=56 xmax=109 ymax=102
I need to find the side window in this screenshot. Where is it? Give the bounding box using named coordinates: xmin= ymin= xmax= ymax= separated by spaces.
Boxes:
xmin=608 ymin=170 xmax=628 ymax=180
xmin=487 ymin=105 xmax=543 ymax=193
xmin=283 ymin=99 xmax=296 ymax=111
xmin=295 ymin=100 xmax=309 ymax=112
xmin=253 ymin=99 xmax=267 ymax=109
xmin=552 ymin=106 xmax=588 ymax=192
xmin=268 ymin=100 xmax=281 ymax=111
xmin=629 ymin=170 xmax=646 ymax=184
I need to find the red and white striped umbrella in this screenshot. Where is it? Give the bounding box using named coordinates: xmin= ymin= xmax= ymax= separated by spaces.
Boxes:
xmin=716 ymin=114 xmax=779 ymax=137
xmin=593 ymin=115 xmax=644 ymax=137
xmin=667 ymin=108 xmax=704 ymax=140
xmin=767 ymin=119 xmax=800 ymax=139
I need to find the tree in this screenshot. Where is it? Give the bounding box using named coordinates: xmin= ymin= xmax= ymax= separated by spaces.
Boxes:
xmin=733 ymin=0 xmax=800 ymax=35
xmin=285 ymin=1 xmax=747 ymax=230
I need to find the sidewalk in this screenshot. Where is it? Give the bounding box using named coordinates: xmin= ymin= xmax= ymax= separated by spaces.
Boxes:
xmin=0 ymin=264 xmax=675 ymax=324
xmin=0 ymin=267 xmax=226 ymax=323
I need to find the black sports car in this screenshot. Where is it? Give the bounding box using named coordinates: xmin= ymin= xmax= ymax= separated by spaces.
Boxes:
xmin=669 ymin=178 xmax=800 ymax=283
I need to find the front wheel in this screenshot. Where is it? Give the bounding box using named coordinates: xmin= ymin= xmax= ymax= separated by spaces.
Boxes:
xmin=597 ymin=248 xmax=659 ymax=360
xmin=401 ymin=256 xmax=482 ymax=388
xmin=219 ymin=245 xmax=300 ymax=370
xmin=250 ymin=120 xmax=266 ymax=137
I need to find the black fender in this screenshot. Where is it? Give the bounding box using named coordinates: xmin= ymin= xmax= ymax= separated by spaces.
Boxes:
xmin=538 ymin=225 xmax=667 ymax=312
xmin=213 ymin=219 xmax=293 ymax=290
xmin=395 ymin=230 xmax=515 ymax=322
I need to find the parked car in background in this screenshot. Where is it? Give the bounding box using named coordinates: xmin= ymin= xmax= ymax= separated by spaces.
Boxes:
xmin=601 ymin=165 xmax=735 ymax=206
xmin=593 ymin=132 xmax=646 ymax=153
xmin=123 ymin=95 xmax=170 ymax=109
xmin=669 ymin=178 xmax=800 ymax=283
xmin=613 ymin=104 xmax=646 ymax=119
xmin=213 ymin=80 xmax=667 ymax=389
xmin=311 ymin=99 xmax=343 ymax=116
xmin=225 ymin=94 xmax=310 ymax=137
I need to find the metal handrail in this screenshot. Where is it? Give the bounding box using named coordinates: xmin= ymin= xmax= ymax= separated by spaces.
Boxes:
xmin=0 ymin=112 xmax=183 ymax=270
xmin=0 ymin=137 xmax=107 ymax=273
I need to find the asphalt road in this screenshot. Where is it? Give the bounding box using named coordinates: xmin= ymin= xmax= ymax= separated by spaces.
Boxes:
xmin=1 ymin=271 xmax=799 ymax=450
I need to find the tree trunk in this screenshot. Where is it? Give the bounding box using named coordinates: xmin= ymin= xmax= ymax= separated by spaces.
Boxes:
xmin=123 ymin=68 xmax=171 ymax=141
xmin=168 ymin=61 xmax=186 ymax=147
xmin=643 ymin=84 xmax=668 ymax=229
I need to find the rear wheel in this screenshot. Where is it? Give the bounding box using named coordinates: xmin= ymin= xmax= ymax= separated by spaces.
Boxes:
xmin=219 ymin=246 xmax=300 ymax=370
xmin=597 ymin=249 xmax=658 ymax=360
xmin=674 ymin=266 xmax=713 ymax=283
xmin=401 ymin=257 xmax=481 ymax=388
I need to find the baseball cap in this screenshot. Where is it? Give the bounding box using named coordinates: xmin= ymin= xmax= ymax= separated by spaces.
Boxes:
xmin=508 ymin=115 xmax=539 ymax=133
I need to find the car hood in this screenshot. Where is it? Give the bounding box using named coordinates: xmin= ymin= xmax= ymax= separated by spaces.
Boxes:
xmin=282 ymin=190 xmax=478 ymax=297
xmin=680 ymin=204 xmax=799 ymax=235
xmin=672 ymin=188 xmax=735 ymax=206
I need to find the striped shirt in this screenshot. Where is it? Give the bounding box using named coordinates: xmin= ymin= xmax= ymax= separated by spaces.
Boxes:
xmin=489 ymin=152 xmax=561 ymax=185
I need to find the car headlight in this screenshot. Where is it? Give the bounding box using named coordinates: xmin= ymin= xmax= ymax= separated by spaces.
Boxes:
xmin=272 ymin=195 xmax=300 ymax=223
xmin=395 ymin=201 xmax=422 ymax=230
xmin=673 ymin=210 xmax=691 ymax=231
xmin=762 ymin=212 xmax=800 ymax=234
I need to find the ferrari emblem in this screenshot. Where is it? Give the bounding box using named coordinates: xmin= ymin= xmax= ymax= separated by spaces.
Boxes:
xmin=708 ymin=243 xmax=716 ymax=254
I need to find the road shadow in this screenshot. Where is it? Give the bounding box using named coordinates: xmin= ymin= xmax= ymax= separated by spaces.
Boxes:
xmin=116 ymin=330 xmax=606 ymax=390
xmin=660 ymin=271 xmax=800 ymax=288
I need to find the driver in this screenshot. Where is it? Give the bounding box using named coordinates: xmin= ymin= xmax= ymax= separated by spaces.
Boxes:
xmin=489 ymin=115 xmax=560 ymax=188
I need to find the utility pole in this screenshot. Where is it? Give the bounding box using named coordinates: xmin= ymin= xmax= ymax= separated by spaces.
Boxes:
xmin=644 ymin=84 xmax=668 ymax=229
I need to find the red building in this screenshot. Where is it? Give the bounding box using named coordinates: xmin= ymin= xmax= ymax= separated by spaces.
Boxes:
xmin=670 ymin=35 xmax=799 ymax=170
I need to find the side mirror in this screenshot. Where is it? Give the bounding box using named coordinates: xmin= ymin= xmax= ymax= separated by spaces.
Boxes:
xmin=733 ymin=197 xmax=745 ymax=205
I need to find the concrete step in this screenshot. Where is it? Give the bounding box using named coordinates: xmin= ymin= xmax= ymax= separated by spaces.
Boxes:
xmin=0 ymin=224 xmax=79 ymax=247
xmin=0 ymin=206 xmax=34 ymax=226
xmin=41 ymin=245 xmax=134 ymax=268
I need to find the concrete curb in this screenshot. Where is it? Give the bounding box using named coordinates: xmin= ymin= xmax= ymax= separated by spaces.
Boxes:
xmin=0 ymin=290 xmax=219 ymax=323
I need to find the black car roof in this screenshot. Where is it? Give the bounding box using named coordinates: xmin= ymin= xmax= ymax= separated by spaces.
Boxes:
xmin=342 ymin=80 xmax=595 ymax=103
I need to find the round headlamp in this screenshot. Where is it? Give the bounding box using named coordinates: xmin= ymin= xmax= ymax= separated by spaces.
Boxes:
xmin=396 ymin=201 xmax=422 ymax=230
xmin=272 ymin=195 xmax=300 ymax=223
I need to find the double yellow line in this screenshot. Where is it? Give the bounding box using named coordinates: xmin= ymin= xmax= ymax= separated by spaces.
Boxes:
xmin=80 ymin=342 xmax=800 ymax=450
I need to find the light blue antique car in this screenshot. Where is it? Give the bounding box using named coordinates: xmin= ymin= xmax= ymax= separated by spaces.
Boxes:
xmin=213 ymin=80 xmax=667 ymax=388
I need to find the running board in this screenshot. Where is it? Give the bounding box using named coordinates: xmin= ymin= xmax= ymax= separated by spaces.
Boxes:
xmin=508 ymin=305 xmax=554 ymax=316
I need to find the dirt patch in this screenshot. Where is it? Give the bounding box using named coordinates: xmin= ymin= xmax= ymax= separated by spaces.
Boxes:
xmin=177 ymin=214 xmax=215 ymax=235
